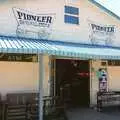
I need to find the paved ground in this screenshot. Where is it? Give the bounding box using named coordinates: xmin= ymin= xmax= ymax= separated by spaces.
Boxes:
xmin=66 ymin=107 xmax=120 ymax=120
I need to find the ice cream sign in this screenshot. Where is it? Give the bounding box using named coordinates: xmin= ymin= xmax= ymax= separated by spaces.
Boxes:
xmin=13 ymin=8 xmax=55 ymax=39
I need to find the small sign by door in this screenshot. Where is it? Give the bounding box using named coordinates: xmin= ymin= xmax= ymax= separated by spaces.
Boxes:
xmin=98 ymin=68 xmax=107 ymax=92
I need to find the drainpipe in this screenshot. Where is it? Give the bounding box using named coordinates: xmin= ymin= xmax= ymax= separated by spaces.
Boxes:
xmin=38 ymin=54 xmax=44 ymax=120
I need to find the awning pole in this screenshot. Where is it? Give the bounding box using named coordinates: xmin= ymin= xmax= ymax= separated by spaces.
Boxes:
xmin=38 ymin=54 xmax=44 ymax=120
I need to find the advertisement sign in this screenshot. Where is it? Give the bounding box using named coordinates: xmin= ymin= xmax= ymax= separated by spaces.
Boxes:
xmin=98 ymin=68 xmax=107 ymax=92
xmin=89 ymin=22 xmax=115 ymax=46
xmin=13 ymin=8 xmax=55 ymax=39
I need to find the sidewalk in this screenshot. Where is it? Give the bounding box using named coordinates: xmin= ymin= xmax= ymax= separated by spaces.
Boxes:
xmin=66 ymin=107 xmax=120 ymax=120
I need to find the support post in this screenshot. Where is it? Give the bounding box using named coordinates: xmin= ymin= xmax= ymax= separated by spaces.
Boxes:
xmin=38 ymin=54 xmax=44 ymax=120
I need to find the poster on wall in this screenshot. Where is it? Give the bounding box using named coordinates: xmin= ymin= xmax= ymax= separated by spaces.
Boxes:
xmin=88 ymin=21 xmax=116 ymax=46
xmin=12 ymin=8 xmax=55 ymax=39
xmin=98 ymin=68 xmax=107 ymax=92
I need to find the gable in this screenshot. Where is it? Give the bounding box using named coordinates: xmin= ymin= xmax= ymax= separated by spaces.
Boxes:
xmin=0 ymin=0 xmax=120 ymax=47
xmin=90 ymin=0 xmax=120 ymax=21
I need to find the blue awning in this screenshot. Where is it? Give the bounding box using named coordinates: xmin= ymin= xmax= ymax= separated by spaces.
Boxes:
xmin=0 ymin=35 xmax=120 ymax=60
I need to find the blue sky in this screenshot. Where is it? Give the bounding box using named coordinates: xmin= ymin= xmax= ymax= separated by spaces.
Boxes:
xmin=94 ymin=0 xmax=120 ymax=17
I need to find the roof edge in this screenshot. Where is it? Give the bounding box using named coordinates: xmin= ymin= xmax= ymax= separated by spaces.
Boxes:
xmin=88 ymin=0 xmax=120 ymax=21
xmin=1 ymin=35 xmax=120 ymax=50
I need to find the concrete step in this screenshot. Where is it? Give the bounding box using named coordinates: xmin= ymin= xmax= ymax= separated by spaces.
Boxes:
xmin=66 ymin=107 xmax=120 ymax=120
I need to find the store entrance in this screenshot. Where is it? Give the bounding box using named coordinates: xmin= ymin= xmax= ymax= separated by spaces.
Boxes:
xmin=55 ymin=59 xmax=90 ymax=107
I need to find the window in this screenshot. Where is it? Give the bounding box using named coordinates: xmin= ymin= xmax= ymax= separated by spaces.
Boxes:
xmin=64 ymin=15 xmax=79 ymax=24
xmin=65 ymin=6 xmax=79 ymax=15
xmin=64 ymin=6 xmax=79 ymax=25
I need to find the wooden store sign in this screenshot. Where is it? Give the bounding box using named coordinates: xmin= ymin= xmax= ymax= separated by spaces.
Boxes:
xmin=0 ymin=54 xmax=37 ymax=62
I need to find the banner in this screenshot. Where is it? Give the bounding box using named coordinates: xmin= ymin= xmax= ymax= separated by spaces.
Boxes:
xmin=13 ymin=8 xmax=55 ymax=39
xmin=89 ymin=21 xmax=116 ymax=46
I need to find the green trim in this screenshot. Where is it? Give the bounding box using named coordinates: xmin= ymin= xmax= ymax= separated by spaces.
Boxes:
xmin=89 ymin=0 xmax=120 ymax=21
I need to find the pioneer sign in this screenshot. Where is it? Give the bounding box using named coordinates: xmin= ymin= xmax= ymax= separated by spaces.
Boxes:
xmin=91 ymin=24 xmax=115 ymax=33
xmin=13 ymin=8 xmax=55 ymax=39
xmin=89 ymin=22 xmax=115 ymax=46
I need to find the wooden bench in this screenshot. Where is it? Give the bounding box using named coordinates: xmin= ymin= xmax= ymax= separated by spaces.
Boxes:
xmin=4 ymin=93 xmax=29 ymax=120
xmin=97 ymin=91 xmax=120 ymax=112
xmin=4 ymin=93 xmax=67 ymax=120
xmin=4 ymin=93 xmax=39 ymax=120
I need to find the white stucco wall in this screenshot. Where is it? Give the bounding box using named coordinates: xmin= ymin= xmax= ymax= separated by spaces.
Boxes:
xmin=108 ymin=66 xmax=120 ymax=91
xmin=0 ymin=0 xmax=120 ymax=46
xmin=0 ymin=0 xmax=120 ymax=105
xmin=0 ymin=55 xmax=50 ymax=100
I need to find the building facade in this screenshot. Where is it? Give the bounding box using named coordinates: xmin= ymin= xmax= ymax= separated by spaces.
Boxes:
xmin=0 ymin=0 xmax=120 ymax=118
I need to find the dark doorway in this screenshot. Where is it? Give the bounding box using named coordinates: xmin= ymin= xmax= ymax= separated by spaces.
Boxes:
xmin=55 ymin=59 xmax=90 ymax=107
